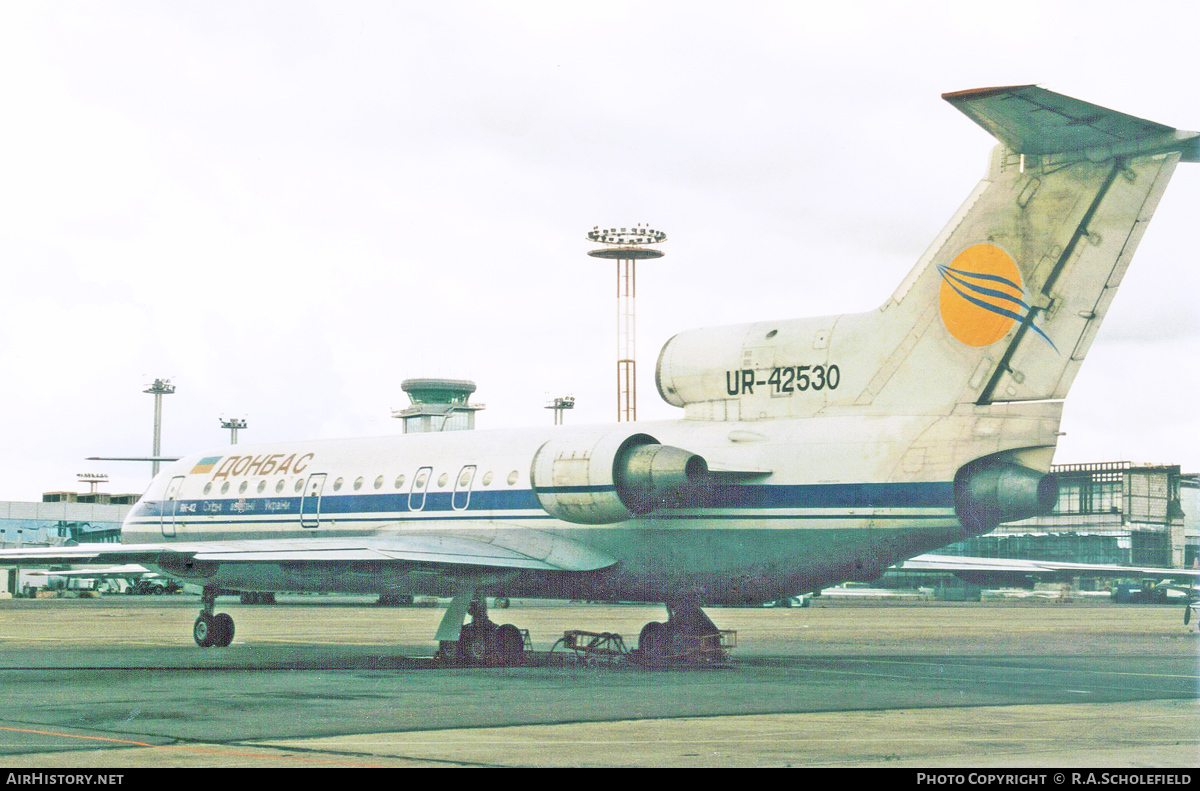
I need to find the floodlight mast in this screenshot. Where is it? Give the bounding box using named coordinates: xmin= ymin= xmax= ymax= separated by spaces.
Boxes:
xmin=143 ymin=378 xmax=175 ymax=477
xmin=76 ymin=473 xmax=108 ymax=494
xmin=220 ymin=417 xmax=247 ymax=445
xmin=586 ymin=225 xmax=666 ymax=422
xmin=545 ymin=395 xmax=575 ymax=426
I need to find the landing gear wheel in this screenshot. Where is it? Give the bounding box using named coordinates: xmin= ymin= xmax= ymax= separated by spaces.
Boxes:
xmin=638 ymin=621 xmax=666 ymax=658
xmin=494 ymin=623 xmax=524 ymax=665
xmin=193 ymin=614 xmax=216 ymax=648
xmin=667 ymin=628 xmax=695 ymax=659
xmin=460 ymin=623 xmax=495 ymax=666
xmin=212 ymin=613 xmax=235 ymax=647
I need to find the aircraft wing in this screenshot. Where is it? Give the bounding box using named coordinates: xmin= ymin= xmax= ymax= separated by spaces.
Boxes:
xmin=0 ymin=529 xmax=617 ymax=574
xmin=897 ymin=553 xmax=1200 ymax=580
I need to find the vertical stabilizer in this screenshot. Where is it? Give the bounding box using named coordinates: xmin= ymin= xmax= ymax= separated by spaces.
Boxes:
xmin=655 ymin=87 xmax=1195 ymax=422
xmin=866 ymin=86 xmax=1195 ymax=408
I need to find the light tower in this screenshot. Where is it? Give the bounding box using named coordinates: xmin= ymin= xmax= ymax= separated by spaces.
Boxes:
xmin=587 ymin=224 xmax=666 ymax=421
xmin=76 ymin=473 xmax=109 ymax=494
xmin=143 ymin=378 xmax=175 ymax=477
xmin=545 ymin=395 xmax=575 ymax=425
xmin=220 ymin=417 xmax=247 ymax=445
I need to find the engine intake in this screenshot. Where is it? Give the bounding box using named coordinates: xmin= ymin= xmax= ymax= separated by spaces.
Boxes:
xmin=954 ymin=462 xmax=1058 ymax=532
xmin=531 ymin=432 xmax=709 ymax=524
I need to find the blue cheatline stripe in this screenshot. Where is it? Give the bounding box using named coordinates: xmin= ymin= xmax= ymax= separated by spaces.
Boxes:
xmin=134 ymin=480 xmax=956 ymax=519
xmin=128 ymin=512 xmax=957 ymax=528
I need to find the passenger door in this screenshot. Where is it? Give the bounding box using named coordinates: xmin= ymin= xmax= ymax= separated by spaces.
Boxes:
xmin=300 ymin=473 xmax=327 ymax=528
xmin=408 ymin=466 xmax=433 ymax=511
xmin=452 ymin=465 xmax=476 ymax=511
xmin=160 ymin=476 xmax=186 ymax=537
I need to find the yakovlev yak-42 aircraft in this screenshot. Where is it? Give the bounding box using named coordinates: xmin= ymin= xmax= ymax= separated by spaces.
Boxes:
xmin=3 ymin=86 xmax=1198 ymax=664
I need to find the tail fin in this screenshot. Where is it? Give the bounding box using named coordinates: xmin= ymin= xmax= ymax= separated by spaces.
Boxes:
xmin=865 ymin=85 xmax=1197 ymax=407
xmin=655 ymin=87 xmax=1195 ymax=421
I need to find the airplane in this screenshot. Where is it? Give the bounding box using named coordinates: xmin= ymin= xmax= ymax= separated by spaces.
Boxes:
xmin=893 ymin=553 xmax=1200 ymax=621
xmin=2 ymin=85 xmax=1197 ymax=664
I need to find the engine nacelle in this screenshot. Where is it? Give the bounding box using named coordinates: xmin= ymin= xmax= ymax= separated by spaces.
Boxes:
xmin=954 ymin=462 xmax=1058 ymax=532
xmin=531 ymin=431 xmax=709 ymax=524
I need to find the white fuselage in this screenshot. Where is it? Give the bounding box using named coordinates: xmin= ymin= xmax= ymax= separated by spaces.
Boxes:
xmin=122 ymin=402 xmax=1060 ymax=604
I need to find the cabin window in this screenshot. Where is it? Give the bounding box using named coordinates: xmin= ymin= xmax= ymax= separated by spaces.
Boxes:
xmin=239 ymin=481 xmax=249 ymax=494
xmin=204 ymin=482 xmax=213 ymax=495
xmin=507 ymin=470 xmax=519 ymax=486
xmin=482 ymin=471 xmax=493 ymax=486
xmin=394 ymin=474 xmax=405 ymax=489
xmin=221 ymin=482 xmax=230 ymax=495
xmin=374 ymin=475 xmax=384 ymax=489
xmin=257 ymin=481 xmax=266 ymax=494
xmin=276 ymin=480 xmax=285 ymax=493
xmin=333 ymin=477 xmax=344 ymax=491
xmin=459 ymin=470 xmax=472 ymax=488
xmin=294 ymin=479 xmax=304 ymax=493
xmin=437 ymin=472 xmax=449 ymax=488
xmin=353 ymin=477 xmax=364 ymax=491
xmin=415 ymin=471 xmax=428 ymax=489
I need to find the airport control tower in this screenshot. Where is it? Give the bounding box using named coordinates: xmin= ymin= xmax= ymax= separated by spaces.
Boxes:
xmin=587 ymin=224 xmax=666 ymax=422
xmin=392 ymin=378 xmax=485 ymax=433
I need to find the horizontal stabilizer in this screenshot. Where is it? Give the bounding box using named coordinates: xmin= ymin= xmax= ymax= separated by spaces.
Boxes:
xmin=944 ymin=85 xmax=1200 ymax=160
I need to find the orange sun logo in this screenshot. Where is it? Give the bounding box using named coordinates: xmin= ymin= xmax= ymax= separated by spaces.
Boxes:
xmin=938 ymin=243 xmax=1031 ymax=348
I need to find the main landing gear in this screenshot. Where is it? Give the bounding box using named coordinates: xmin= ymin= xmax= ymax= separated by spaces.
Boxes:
xmin=193 ymin=586 xmax=235 ymax=648
xmin=436 ymin=595 xmax=526 ymax=667
xmin=635 ymin=600 xmax=731 ymax=665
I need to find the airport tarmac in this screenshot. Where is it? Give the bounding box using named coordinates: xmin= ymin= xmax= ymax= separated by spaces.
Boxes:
xmin=0 ymin=595 xmax=1196 ymax=768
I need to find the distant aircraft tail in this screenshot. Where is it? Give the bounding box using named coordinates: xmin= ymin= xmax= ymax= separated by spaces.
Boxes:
xmin=866 ymin=85 xmax=1198 ymax=408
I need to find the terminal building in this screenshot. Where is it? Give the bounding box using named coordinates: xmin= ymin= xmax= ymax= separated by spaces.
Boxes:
xmin=0 ymin=496 xmax=134 ymax=547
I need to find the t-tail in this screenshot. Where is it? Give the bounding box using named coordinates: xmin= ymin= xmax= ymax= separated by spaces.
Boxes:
xmin=656 ymin=85 xmax=1198 ymax=420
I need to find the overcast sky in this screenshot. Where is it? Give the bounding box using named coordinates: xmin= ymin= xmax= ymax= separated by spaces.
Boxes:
xmin=1 ymin=1 xmax=1197 ymax=499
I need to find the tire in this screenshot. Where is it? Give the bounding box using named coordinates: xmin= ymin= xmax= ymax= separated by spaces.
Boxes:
xmin=152 ymin=585 xmax=164 ymax=595
xmin=460 ymin=624 xmax=493 ymax=665
xmin=638 ymin=621 xmax=666 ymax=657
xmin=212 ymin=613 xmax=235 ymax=647
xmin=667 ymin=629 xmax=694 ymax=660
xmin=193 ymin=615 xmax=216 ymax=648
xmin=494 ymin=624 xmax=524 ymax=665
